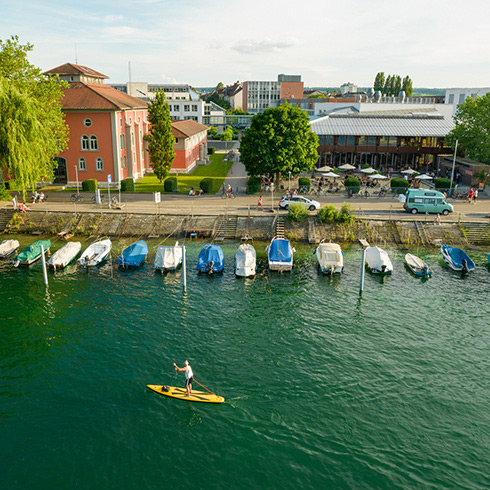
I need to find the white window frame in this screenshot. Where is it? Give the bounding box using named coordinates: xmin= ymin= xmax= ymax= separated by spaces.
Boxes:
xmin=78 ymin=157 xmax=86 ymax=171
xmin=89 ymin=135 xmax=98 ymax=151
xmin=95 ymin=157 xmax=104 ymax=171
xmin=81 ymin=135 xmax=90 ymax=151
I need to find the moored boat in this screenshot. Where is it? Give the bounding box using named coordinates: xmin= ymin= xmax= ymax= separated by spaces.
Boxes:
xmin=78 ymin=239 xmax=112 ymax=266
xmin=13 ymin=240 xmax=51 ymax=267
xmin=154 ymin=242 xmax=183 ymax=271
xmin=235 ymin=243 xmax=256 ymax=277
xmin=315 ymin=242 xmax=343 ymax=274
xmin=197 ymin=244 xmax=224 ymax=273
xmin=0 ymin=239 xmax=20 ymax=258
xmin=405 ymin=253 xmax=432 ymax=277
xmin=48 ymin=242 xmax=82 ymax=270
xmin=365 ymin=246 xmax=393 ymax=274
xmin=440 ymin=245 xmax=475 ymax=272
xmin=266 ymin=236 xmax=295 ymax=271
xmin=117 ymin=240 xmax=148 ymax=268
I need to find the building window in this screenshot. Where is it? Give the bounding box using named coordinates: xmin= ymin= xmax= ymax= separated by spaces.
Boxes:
xmin=90 ymin=135 xmax=98 ymax=151
xmin=175 ymin=138 xmax=178 ymax=143
xmin=81 ymin=135 xmax=90 ymax=150
xmin=448 ymin=94 xmax=454 ymax=104
xmin=379 ymin=136 xmax=388 ymax=146
xmin=131 ymin=132 xmax=134 ymax=146
xmin=96 ymin=157 xmax=104 ymax=171
xmin=124 ymin=155 xmax=127 ymax=168
xmin=184 ymin=105 xmax=190 ymax=112
xmin=84 ymin=118 xmax=92 ymax=128
xmin=192 ymin=105 xmax=198 ymax=111
xmin=346 ymin=136 xmax=355 ymax=146
xmin=129 ymin=117 xmax=132 ymax=124
xmin=337 ymin=136 xmax=346 ymax=146
xmin=120 ymin=118 xmax=122 ymax=127
xmin=120 ymin=134 xmax=125 ymax=149
xmin=174 ymin=105 xmax=179 ymax=111
xmin=78 ymin=157 xmax=86 ymax=171
xmin=458 ymin=94 xmax=466 ymax=104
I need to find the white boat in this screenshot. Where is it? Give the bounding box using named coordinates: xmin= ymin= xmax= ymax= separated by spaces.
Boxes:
xmin=78 ymin=239 xmax=112 ymax=266
xmin=154 ymin=242 xmax=183 ymax=271
xmin=48 ymin=242 xmax=82 ymax=269
xmin=365 ymin=246 xmax=393 ymax=274
xmin=0 ymin=239 xmax=19 ymax=258
xmin=315 ymin=242 xmax=343 ymax=274
xmin=235 ymin=243 xmax=256 ymax=277
xmin=405 ymin=253 xmax=432 ymax=277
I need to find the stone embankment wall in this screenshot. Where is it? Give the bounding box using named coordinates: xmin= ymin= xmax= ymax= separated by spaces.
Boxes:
xmin=3 ymin=210 xmax=481 ymax=247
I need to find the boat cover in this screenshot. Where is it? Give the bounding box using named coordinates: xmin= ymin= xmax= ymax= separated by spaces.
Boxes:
xmin=365 ymin=246 xmax=393 ymax=273
xmin=441 ymin=245 xmax=475 ymax=271
xmin=155 ymin=244 xmax=183 ymax=270
xmin=197 ymin=244 xmax=224 ymax=272
xmin=268 ymin=238 xmax=293 ymax=263
xmin=117 ymin=240 xmax=148 ymax=267
xmin=15 ymin=240 xmax=51 ymax=263
xmin=235 ymin=244 xmax=256 ymax=268
xmin=48 ymin=242 xmax=81 ymax=267
xmin=0 ymin=239 xmax=19 ymax=257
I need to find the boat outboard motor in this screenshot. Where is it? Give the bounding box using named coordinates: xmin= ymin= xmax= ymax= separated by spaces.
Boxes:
xmin=422 ymin=265 xmax=428 ymax=276
xmin=461 ymin=258 xmax=468 ymax=273
xmin=381 ymin=264 xmax=387 ymax=273
xmin=207 ymin=260 xmax=215 ymax=274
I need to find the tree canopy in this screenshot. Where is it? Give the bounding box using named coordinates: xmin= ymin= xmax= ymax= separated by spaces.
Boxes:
xmin=144 ymin=91 xmax=175 ymax=182
xmin=0 ymin=36 xmax=69 ymax=196
xmin=239 ymin=104 xmax=319 ymax=179
xmin=447 ymin=93 xmax=490 ymax=164
xmin=373 ymin=72 xmax=385 ymax=92
xmin=375 ymin=72 xmax=413 ymax=96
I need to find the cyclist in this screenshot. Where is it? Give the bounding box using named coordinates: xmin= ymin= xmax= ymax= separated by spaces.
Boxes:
xmin=226 ymin=184 xmax=233 ymax=196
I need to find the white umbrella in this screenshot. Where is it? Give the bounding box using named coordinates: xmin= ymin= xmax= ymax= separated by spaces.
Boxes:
xmin=370 ymin=174 xmax=388 ymax=180
xmin=338 ymin=163 xmax=356 ymax=170
xmin=414 ymin=174 xmax=433 ymax=180
xmin=360 ymin=167 xmax=376 ymax=174
xmin=317 ymin=165 xmax=332 ymax=172
xmin=322 ymin=171 xmax=341 ymax=178
xmin=401 ymin=168 xmax=418 ymax=175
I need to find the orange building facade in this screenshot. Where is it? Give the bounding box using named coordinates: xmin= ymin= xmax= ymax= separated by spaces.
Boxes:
xmin=170 ymin=120 xmax=209 ymax=173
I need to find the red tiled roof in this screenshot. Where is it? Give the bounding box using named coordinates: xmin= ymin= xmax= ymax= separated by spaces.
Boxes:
xmin=44 ymin=63 xmax=108 ymax=79
xmin=61 ymin=83 xmax=148 ymax=110
xmin=171 ymin=120 xmax=208 ymax=138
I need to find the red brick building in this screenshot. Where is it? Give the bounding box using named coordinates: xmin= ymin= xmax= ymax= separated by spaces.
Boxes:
xmin=170 ymin=120 xmax=209 ymax=173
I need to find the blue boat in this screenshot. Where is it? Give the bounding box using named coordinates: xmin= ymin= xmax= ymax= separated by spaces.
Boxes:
xmin=197 ymin=244 xmax=224 ymax=273
xmin=266 ymin=236 xmax=295 ymax=271
xmin=117 ymin=240 xmax=148 ymax=268
xmin=440 ymin=245 xmax=475 ymax=272
xmin=488 ymin=252 xmax=490 ymax=265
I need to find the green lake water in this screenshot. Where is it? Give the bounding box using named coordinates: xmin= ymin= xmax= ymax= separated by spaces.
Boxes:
xmin=1 ymin=236 xmax=489 ymax=489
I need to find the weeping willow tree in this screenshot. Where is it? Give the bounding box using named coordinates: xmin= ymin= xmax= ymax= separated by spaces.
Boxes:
xmin=0 ymin=36 xmax=69 ymax=198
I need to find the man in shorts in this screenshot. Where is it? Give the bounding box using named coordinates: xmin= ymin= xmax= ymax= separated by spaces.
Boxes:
xmin=173 ymin=360 xmax=193 ymax=396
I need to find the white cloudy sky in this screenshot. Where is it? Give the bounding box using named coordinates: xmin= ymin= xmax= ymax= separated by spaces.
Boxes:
xmin=1 ymin=0 xmax=489 ymax=87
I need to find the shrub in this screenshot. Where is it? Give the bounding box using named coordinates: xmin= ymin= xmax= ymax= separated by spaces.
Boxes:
xmin=82 ymin=179 xmax=97 ymax=192
xmin=208 ymin=126 xmax=218 ymax=137
xmin=4 ymin=180 xmax=21 ymax=191
xmin=298 ymin=177 xmax=311 ymax=190
xmin=246 ymin=176 xmax=262 ymax=194
xmin=199 ymin=178 xmax=213 ymax=194
xmin=208 ymin=146 xmax=216 ymax=155
xmin=318 ymin=205 xmax=339 ymax=223
xmin=287 ymin=202 xmax=309 ymax=221
xmin=390 ymin=178 xmax=409 ymax=194
xmin=434 ymin=178 xmax=452 ymax=190
xmin=164 ymin=177 xmax=178 ymax=193
xmin=344 ymin=177 xmax=360 ymax=194
xmin=120 ymin=178 xmax=134 ymax=192
xmin=0 ymin=184 xmax=11 ymax=201
xmin=337 ymin=202 xmax=355 ymax=224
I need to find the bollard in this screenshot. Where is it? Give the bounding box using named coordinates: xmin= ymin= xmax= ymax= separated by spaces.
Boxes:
xmin=359 ymin=248 xmax=366 ymax=295
xmin=182 ymin=245 xmax=187 ymax=292
xmin=40 ymin=244 xmax=48 ymax=288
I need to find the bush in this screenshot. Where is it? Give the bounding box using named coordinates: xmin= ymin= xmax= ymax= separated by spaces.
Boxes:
xmin=0 ymin=184 xmax=11 ymax=201
xmin=337 ymin=202 xmax=355 ymax=224
xmin=164 ymin=177 xmax=178 ymax=193
xmin=318 ymin=205 xmax=339 ymax=223
xmin=344 ymin=177 xmax=360 ymax=194
xmin=208 ymin=146 xmax=216 ymax=155
xmin=434 ymin=178 xmax=452 ymax=190
xmin=298 ymin=177 xmax=311 ymax=190
xmin=199 ymin=178 xmax=213 ymax=194
xmin=287 ymin=202 xmax=309 ymax=221
xmin=120 ymin=178 xmax=134 ymax=192
xmin=82 ymin=179 xmax=97 ymax=192
xmin=4 ymin=180 xmax=21 ymax=191
xmin=246 ymin=176 xmax=262 ymax=194
xmin=390 ymin=178 xmax=409 ymax=194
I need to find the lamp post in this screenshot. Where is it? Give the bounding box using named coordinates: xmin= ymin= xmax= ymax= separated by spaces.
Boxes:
xmin=288 ymin=171 xmax=291 ymax=192
xmin=74 ymin=164 xmax=79 ymax=195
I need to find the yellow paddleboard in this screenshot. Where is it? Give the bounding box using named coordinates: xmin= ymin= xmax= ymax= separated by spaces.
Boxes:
xmin=147 ymin=385 xmax=225 ymax=404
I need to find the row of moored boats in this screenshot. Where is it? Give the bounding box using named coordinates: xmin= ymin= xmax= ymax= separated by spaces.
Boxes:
xmin=0 ymin=238 xmax=484 ymax=277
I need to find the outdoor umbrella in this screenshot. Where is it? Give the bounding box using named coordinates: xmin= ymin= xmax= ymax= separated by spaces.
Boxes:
xmin=360 ymin=167 xmax=376 ymax=174
xmin=401 ymin=168 xmax=418 ymax=174
xmin=338 ymin=164 xmax=356 ymax=170
xmin=414 ymin=174 xmax=433 ymax=180
xmin=370 ymin=174 xmax=388 ymax=179
xmin=317 ymin=165 xmax=332 ymax=172
xmin=322 ymin=172 xmax=341 ymax=178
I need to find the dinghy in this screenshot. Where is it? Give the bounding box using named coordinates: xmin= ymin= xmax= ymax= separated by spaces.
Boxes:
xmin=78 ymin=239 xmax=112 ymax=266
xmin=365 ymin=246 xmax=393 ymax=274
xmin=440 ymin=245 xmax=475 ymax=272
xmin=235 ymin=243 xmax=256 ymax=277
xmin=197 ymin=244 xmax=224 ymax=273
xmin=117 ymin=240 xmax=148 ymax=268
xmin=48 ymin=242 xmax=82 ymax=270
xmin=0 ymin=239 xmax=19 ymax=258
xmin=405 ymin=253 xmax=432 ymax=277
xmin=315 ymin=242 xmax=343 ymax=274
xmin=266 ymin=237 xmax=295 ymax=271
xmin=13 ymin=240 xmax=51 ymax=267
xmin=154 ymin=242 xmax=183 ymax=271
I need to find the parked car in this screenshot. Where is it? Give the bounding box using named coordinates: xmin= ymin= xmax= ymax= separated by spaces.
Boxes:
xmin=279 ymin=195 xmax=321 ymax=211
xmin=403 ymin=189 xmax=453 ymax=215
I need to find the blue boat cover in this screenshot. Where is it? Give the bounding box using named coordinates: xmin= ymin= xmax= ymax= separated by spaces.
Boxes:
xmin=442 ymin=245 xmax=475 ymax=270
xmin=268 ymin=238 xmax=293 ymax=263
xmin=117 ymin=240 xmax=148 ymax=267
xmin=197 ymin=244 xmax=224 ymax=272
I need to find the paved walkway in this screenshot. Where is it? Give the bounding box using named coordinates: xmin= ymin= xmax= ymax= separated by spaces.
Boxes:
xmin=223 ymin=160 xmax=248 ymax=194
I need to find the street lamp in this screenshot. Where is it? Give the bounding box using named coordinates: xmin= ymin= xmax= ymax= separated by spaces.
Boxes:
xmin=288 ymin=171 xmax=291 ymax=192
xmin=74 ymin=164 xmax=79 ymax=195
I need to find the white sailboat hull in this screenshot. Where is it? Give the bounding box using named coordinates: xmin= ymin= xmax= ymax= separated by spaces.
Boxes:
xmin=78 ymin=239 xmax=112 ymax=266
xmin=235 ymin=244 xmax=256 ymax=277
xmin=315 ymin=243 xmax=343 ymax=274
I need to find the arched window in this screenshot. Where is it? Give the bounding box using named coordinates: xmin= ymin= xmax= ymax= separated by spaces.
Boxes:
xmin=90 ymin=135 xmax=98 ymax=151
xmin=78 ymin=157 xmax=86 ymax=171
xmin=96 ymin=158 xmax=103 ymax=171
xmin=81 ymin=135 xmax=89 ymax=151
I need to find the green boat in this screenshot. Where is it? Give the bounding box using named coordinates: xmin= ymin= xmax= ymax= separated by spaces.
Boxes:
xmin=13 ymin=240 xmax=51 ymax=267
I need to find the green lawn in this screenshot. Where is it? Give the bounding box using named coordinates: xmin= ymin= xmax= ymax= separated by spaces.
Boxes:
xmin=135 ymin=153 xmax=233 ymax=194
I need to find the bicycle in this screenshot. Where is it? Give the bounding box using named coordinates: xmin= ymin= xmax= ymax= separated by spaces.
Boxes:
xmin=71 ymin=193 xmax=83 ymax=202
xmin=222 ymin=192 xmax=236 ymax=199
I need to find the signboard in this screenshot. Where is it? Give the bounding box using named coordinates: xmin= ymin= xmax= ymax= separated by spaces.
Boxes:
xmin=154 ymin=192 xmax=161 ymax=204
xmin=95 ymin=189 xmax=101 ymax=204
xmin=108 ymin=174 xmax=112 ymax=183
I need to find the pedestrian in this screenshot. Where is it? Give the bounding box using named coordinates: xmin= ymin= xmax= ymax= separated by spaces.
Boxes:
xmin=434 ymin=213 xmax=441 ymax=226
xmin=467 ymin=188 xmax=474 ymax=204
xmin=173 ymin=360 xmax=193 ymax=397
xmin=258 ymin=195 xmax=263 ymax=209
xmin=473 ymin=188 xmax=478 ymax=204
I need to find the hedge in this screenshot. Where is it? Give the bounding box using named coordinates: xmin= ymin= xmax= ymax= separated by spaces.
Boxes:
xmin=390 ymin=178 xmax=409 ymax=194
xmin=434 ymin=178 xmax=452 ymax=190
xmin=246 ymin=176 xmax=262 ymax=194
xmin=164 ymin=177 xmax=178 ymax=193
xmin=287 ymin=203 xmax=309 ymax=222
xmin=199 ymin=178 xmax=213 ymax=194
xmin=82 ymin=179 xmax=97 ymax=192
xmin=298 ymin=177 xmax=311 ymax=190
xmin=208 ymin=146 xmax=216 ymax=155
xmin=344 ymin=177 xmax=360 ymax=194
xmin=120 ymin=178 xmax=134 ymax=192
xmin=318 ymin=205 xmax=338 ymax=223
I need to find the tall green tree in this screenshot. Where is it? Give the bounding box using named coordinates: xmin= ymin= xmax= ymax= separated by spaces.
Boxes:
xmin=383 ymin=75 xmax=392 ymax=95
xmin=402 ymin=76 xmax=413 ymax=97
xmin=0 ymin=36 xmax=69 ymax=197
xmin=239 ymin=104 xmax=319 ymax=182
xmin=373 ymin=72 xmax=385 ymax=92
xmin=144 ymin=91 xmax=175 ymax=183
xmin=447 ymin=93 xmax=490 ymax=164
xmin=393 ymin=75 xmax=402 ymax=96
